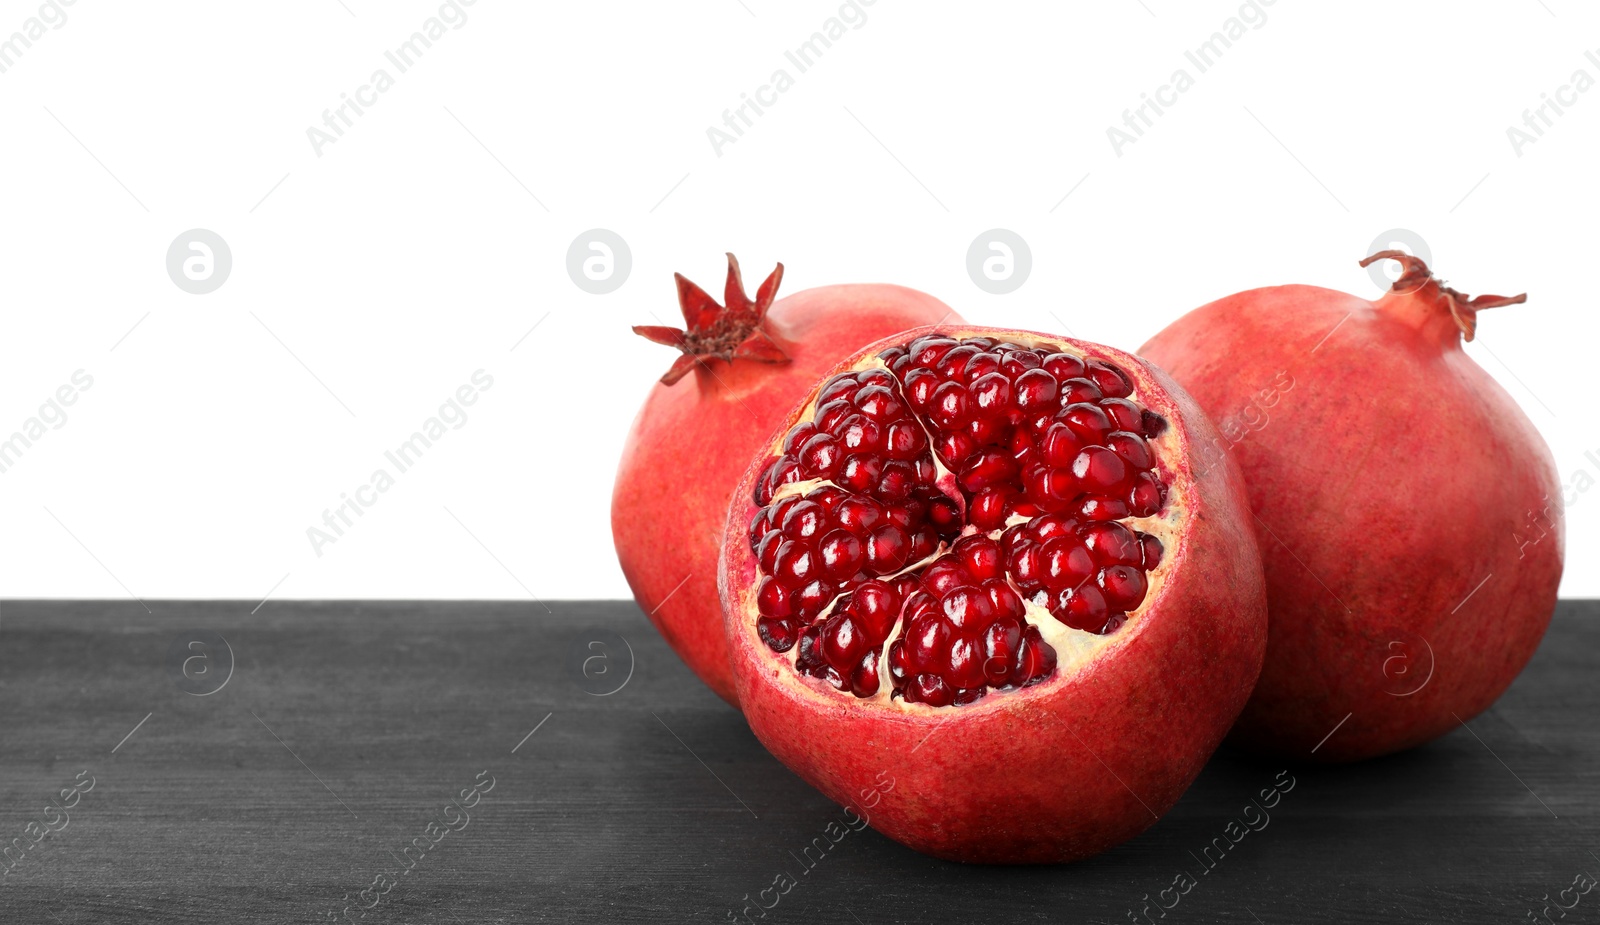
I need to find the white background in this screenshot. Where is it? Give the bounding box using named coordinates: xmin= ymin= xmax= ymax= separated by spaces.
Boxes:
xmin=1 ymin=0 xmax=1595 ymax=602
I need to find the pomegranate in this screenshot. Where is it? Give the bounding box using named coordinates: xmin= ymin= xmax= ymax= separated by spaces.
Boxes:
xmin=719 ymin=327 xmax=1267 ymax=863
xmin=1140 ymin=251 xmax=1564 ymax=762
xmin=613 ymin=255 xmax=958 ymax=706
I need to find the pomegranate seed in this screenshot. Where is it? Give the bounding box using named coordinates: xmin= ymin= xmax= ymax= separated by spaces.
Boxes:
xmin=1060 ymin=404 xmax=1113 ymax=443
xmin=1081 ymin=522 xmax=1142 ymax=565
xmin=983 ymin=618 xmax=1023 ymax=683
xmin=749 ymin=509 xmax=773 ymax=551
xmin=943 ymin=586 xmax=997 ymax=632
xmin=955 ymin=535 xmax=1003 ymax=580
xmin=907 ymin=335 xmax=957 ymax=365
xmin=1040 ymin=536 xmax=1095 ymax=587
xmin=757 ymin=532 xmax=784 ymax=572
xmin=839 ymin=454 xmax=883 ymax=493
xmin=930 ymin=381 xmax=972 ymax=429
xmin=850 ymin=651 xmax=880 ymax=698
xmin=1098 ymin=565 xmax=1148 ymax=611
xmin=1013 ymin=369 xmax=1060 ymax=411
xmin=1140 ymin=533 xmax=1164 ymax=568
xmin=946 ymin=636 xmax=986 ymax=689
xmin=937 ymin=345 xmax=980 ymax=379
xmin=1040 ymin=422 xmax=1084 ymax=468
xmin=935 ymin=430 xmax=977 ymax=467
xmin=781 ymin=500 xmax=826 ymax=540
xmin=1101 ymin=398 xmax=1143 ymax=433
xmin=906 ymin=612 xmax=953 ymax=670
xmin=888 ymin=640 xmax=910 ymax=683
xmin=1106 ymin=431 xmax=1152 ymax=470
xmin=866 ymin=524 xmax=910 ymax=574
xmin=1072 ymin=447 xmax=1130 ymax=493
xmin=969 ymin=487 xmax=1011 ymax=531
xmin=836 ymin=497 xmax=885 ymax=535
xmin=794 ymin=580 xmax=836 ymax=619
xmin=927 ymin=496 xmax=963 ymax=533
xmin=818 ymin=375 xmax=859 ymax=405
xmin=808 ymin=485 xmax=848 ymax=510
xmin=1077 ymin=496 xmax=1130 ymax=520
xmin=852 ymin=582 xmax=900 ymax=640
xmin=774 ymin=541 xmax=815 ymax=584
xmin=1000 ymin=350 xmax=1042 ymax=376
xmin=966 ymin=415 xmax=1008 ymax=446
xmin=1128 ymin=471 xmax=1165 ymax=517
xmin=904 ymin=368 xmax=940 ymax=410
xmin=1059 ymin=378 xmax=1103 ymax=404
xmin=857 ymin=368 xmax=897 ymax=390
xmin=885 ymin=420 xmax=928 ymax=459
xmin=964 ymin=353 xmax=1003 ymax=382
xmin=821 ymin=614 xmax=869 ymax=668
xmin=1052 ymin=584 xmax=1111 ymax=633
xmin=984 ymin=580 xmax=1025 ymax=619
xmin=1031 ymin=512 xmax=1077 ymax=541
xmin=1042 ymin=353 xmax=1086 ymax=379
xmin=818 ymin=530 xmax=865 ymax=581
xmin=911 ymin=673 xmax=954 ymax=707
xmin=877 ymin=460 xmax=917 ymax=502
xmin=959 ymin=449 xmax=1019 ymax=492
xmin=757 ymin=616 xmax=797 ymax=652
xmin=922 ymin=560 xmax=969 ymax=597
xmin=1086 ymin=360 xmax=1134 ymax=398
xmin=838 ymin=416 xmax=884 ymax=453
xmin=815 ymin=399 xmax=854 ymax=433
xmin=756 ymin=578 xmax=793 ymax=617
xmin=970 ymin=372 xmax=1013 ymax=413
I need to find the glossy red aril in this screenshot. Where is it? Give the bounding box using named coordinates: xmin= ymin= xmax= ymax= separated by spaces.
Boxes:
xmin=1142 ymin=251 xmax=1564 ymax=762
xmin=613 ymin=255 xmax=959 ymax=706
xmin=721 ymin=326 xmax=1267 ymax=863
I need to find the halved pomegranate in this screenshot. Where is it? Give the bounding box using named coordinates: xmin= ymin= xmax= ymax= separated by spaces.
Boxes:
xmin=719 ymin=327 xmax=1267 ymax=863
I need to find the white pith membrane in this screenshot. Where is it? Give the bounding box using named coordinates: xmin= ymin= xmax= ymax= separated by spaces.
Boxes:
xmin=742 ymin=333 xmax=1187 ymax=712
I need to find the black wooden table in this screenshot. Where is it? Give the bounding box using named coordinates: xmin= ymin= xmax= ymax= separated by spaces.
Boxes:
xmin=0 ymin=600 xmax=1594 ymax=924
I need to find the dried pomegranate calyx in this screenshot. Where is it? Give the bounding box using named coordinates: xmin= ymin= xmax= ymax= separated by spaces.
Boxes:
xmin=633 ymin=253 xmax=790 ymax=384
xmin=745 ymin=333 xmax=1178 ymax=709
xmin=1359 ymin=250 xmax=1526 ymax=343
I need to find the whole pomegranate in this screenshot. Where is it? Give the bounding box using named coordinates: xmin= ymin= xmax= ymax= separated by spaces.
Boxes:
xmin=1141 ymin=251 xmax=1564 ymax=762
xmin=613 ymin=255 xmax=958 ymax=706
xmin=719 ymin=327 xmax=1267 ymax=863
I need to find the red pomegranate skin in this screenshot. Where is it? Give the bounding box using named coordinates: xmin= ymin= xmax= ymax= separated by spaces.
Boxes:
xmin=1140 ymin=255 xmax=1564 ymax=762
xmin=614 ymin=262 xmax=958 ymax=706
xmin=720 ymin=326 xmax=1267 ymax=864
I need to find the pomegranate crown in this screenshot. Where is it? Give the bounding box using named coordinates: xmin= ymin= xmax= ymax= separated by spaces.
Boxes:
xmin=1360 ymin=250 xmax=1526 ymax=342
xmin=633 ymin=253 xmax=790 ymax=385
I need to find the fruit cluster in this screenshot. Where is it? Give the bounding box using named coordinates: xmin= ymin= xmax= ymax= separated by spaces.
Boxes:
xmin=746 ymin=335 xmax=1172 ymax=707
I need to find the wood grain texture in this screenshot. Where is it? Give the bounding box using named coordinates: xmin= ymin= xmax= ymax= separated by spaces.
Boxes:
xmin=0 ymin=600 xmax=1594 ymax=924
